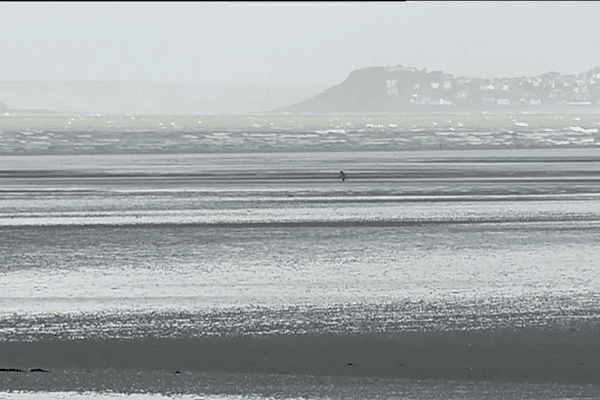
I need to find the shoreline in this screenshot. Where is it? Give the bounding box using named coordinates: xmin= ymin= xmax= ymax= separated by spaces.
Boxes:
xmin=2 ymin=295 xmax=600 ymax=385
xmin=1 ymin=327 xmax=600 ymax=386
xmin=2 ymin=369 xmax=599 ymax=399
xmin=1 ymin=112 xmax=600 ymax=155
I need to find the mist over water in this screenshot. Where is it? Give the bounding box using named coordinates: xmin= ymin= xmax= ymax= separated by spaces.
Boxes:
xmin=1 ymin=112 xmax=600 ymax=155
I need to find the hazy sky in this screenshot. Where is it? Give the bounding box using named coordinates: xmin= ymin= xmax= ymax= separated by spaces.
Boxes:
xmin=2 ymin=2 xmax=600 ymax=86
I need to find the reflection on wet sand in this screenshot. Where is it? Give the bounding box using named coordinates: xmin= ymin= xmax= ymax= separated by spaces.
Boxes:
xmin=1 ymin=149 xmax=600 ymax=397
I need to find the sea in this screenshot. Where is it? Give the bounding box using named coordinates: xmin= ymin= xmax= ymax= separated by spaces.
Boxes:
xmin=1 ymin=140 xmax=600 ymax=398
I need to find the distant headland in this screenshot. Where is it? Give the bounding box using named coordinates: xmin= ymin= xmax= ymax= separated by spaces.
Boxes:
xmin=277 ymin=65 xmax=600 ymax=113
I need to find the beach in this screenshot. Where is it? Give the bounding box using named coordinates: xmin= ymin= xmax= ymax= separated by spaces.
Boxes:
xmin=1 ymin=126 xmax=600 ymax=398
xmin=2 ymin=369 xmax=600 ymax=400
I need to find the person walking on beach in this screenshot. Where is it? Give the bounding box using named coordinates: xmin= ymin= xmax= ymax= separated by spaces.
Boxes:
xmin=340 ymin=170 xmax=346 ymax=182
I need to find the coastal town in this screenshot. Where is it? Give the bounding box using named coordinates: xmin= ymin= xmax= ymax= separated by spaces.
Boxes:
xmin=280 ymin=65 xmax=600 ymax=113
xmin=384 ymin=65 xmax=600 ymax=109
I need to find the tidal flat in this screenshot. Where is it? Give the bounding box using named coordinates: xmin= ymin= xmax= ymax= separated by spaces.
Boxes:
xmin=1 ymin=114 xmax=600 ymax=398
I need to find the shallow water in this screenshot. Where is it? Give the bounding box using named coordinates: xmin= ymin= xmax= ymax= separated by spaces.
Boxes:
xmin=2 ymin=112 xmax=600 ymax=154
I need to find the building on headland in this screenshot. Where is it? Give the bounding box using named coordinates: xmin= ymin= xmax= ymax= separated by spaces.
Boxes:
xmin=379 ymin=64 xmax=600 ymax=110
xmin=278 ymin=65 xmax=600 ymax=113
xmin=385 ymin=65 xmax=417 ymax=73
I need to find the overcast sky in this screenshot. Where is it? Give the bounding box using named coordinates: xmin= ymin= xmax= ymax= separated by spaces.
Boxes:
xmin=2 ymin=2 xmax=600 ymax=86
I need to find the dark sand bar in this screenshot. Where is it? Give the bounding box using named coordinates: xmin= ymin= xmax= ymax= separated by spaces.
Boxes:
xmin=2 ymin=329 xmax=600 ymax=383
xmin=2 ymin=297 xmax=600 ymax=390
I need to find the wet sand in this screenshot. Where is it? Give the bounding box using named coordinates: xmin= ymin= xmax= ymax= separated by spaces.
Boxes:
xmin=2 ymin=368 xmax=600 ymax=400
xmin=2 ymin=294 xmax=600 ymax=394
xmin=2 ymin=149 xmax=600 ymax=397
xmin=3 ymin=325 xmax=600 ymax=383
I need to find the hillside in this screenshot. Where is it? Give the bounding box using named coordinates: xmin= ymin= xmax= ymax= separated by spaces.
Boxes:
xmin=0 ymin=83 xmax=328 ymax=115
xmin=277 ymin=65 xmax=600 ymax=113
